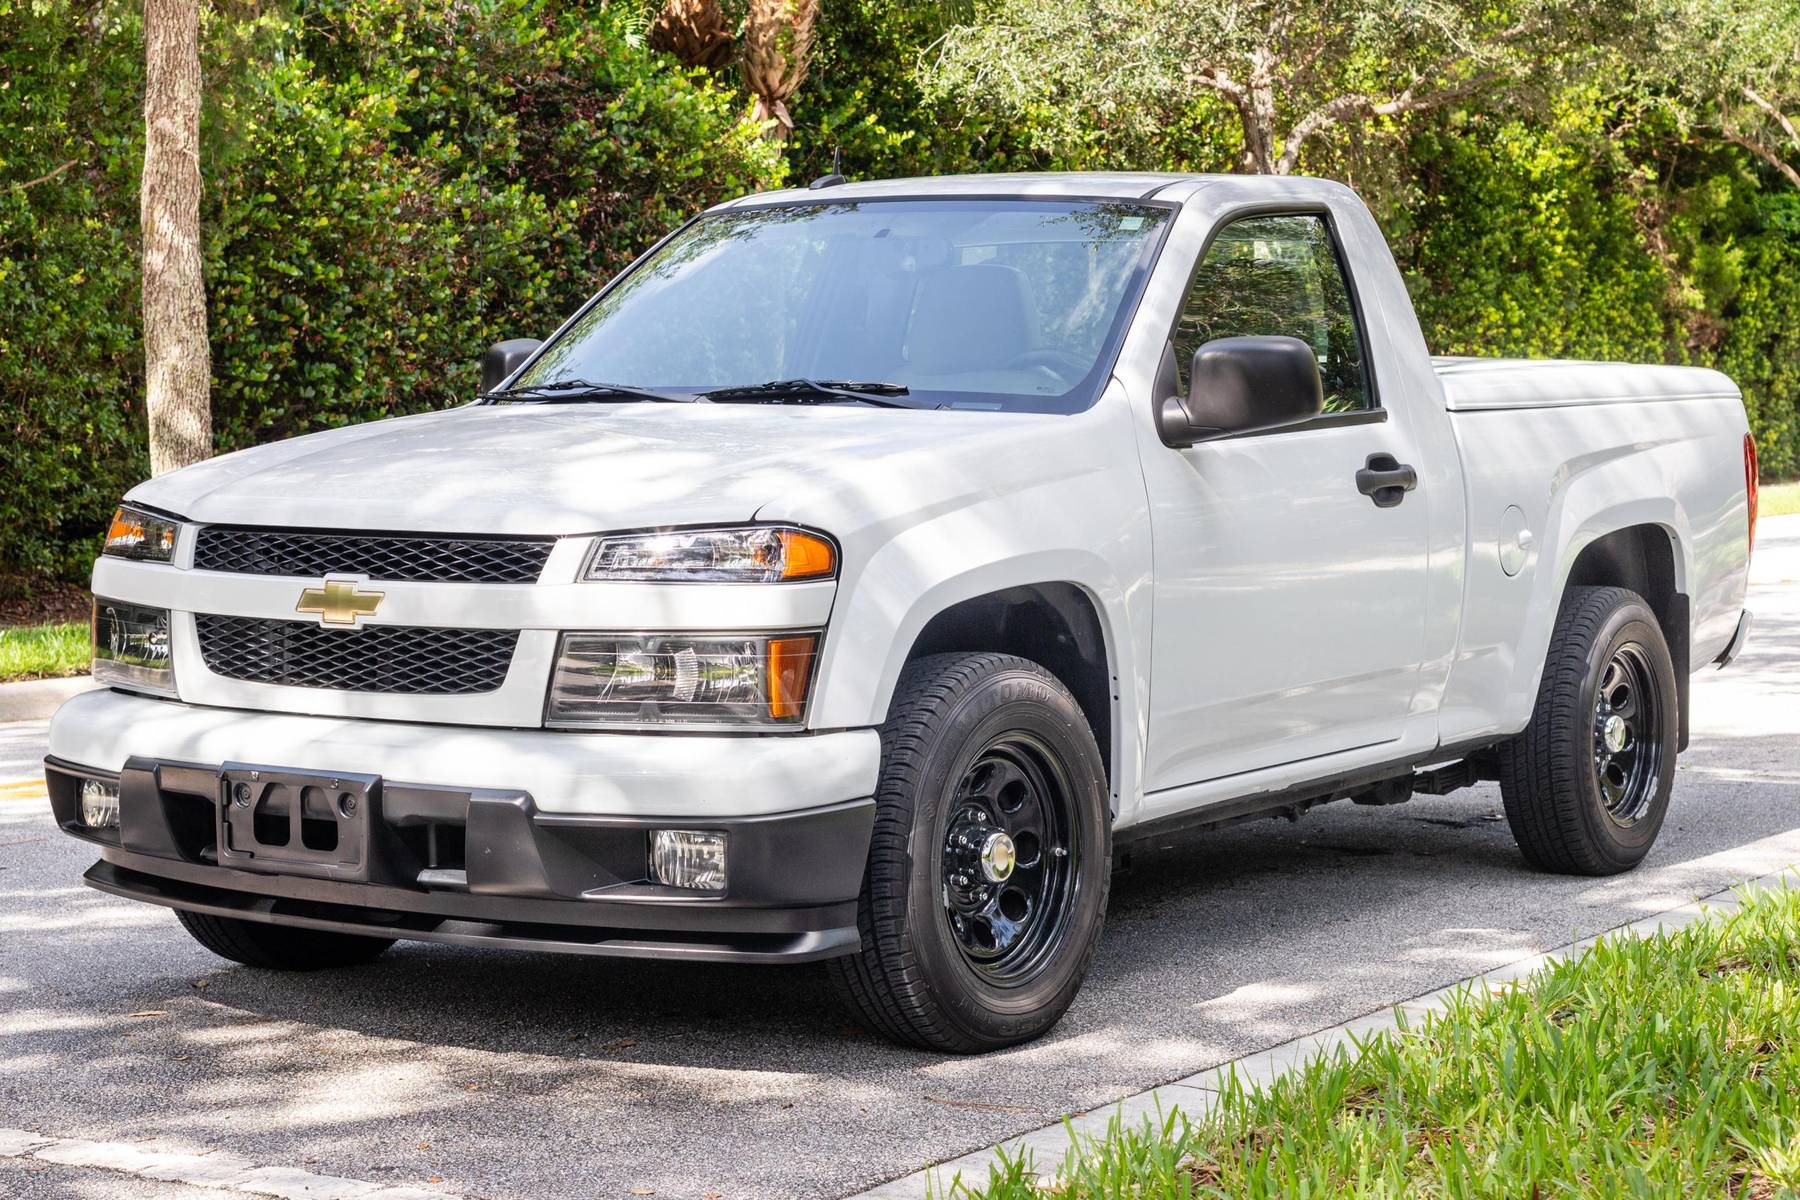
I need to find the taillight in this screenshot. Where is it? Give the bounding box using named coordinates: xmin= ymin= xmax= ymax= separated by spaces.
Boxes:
xmin=1745 ymin=433 xmax=1759 ymax=563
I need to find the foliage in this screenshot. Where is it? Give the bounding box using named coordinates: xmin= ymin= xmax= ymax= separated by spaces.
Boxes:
xmin=0 ymin=0 xmax=780 ymax=583
xmin=1711 ymin=190 xmax=1800 ymax=476
xmin=4 ymin=0 xmax=1800 ymax=583
xmin=786 ymin=0 xmax=1038 ymax=180
xmin=953 ymin=885 xmax=1800 ymax=1198
xmin=0 ymin=1 xmax=147 ymax=582
xmin=1392 ymin=102 xmax=1670 ymax=363
xmin=1629 ymin=0 xmax=1800 ymax=189
xmin=921 ymin=0 xmax=1603 ymax=174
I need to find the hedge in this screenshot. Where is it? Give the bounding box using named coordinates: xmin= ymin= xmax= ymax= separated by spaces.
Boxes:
xmin=2 ymin=0 xmax=1796 ymax=587
xmin=0 ymin=0 xmax=781 ymax=582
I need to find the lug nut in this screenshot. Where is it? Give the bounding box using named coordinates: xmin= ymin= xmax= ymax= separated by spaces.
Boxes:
xmin=232 ymin=782 xmax=252 ymax=807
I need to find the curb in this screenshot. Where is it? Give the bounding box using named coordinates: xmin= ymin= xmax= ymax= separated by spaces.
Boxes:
xmin=846 ymin=865 xmax=1799 ymax=1199
xmin=0 ymin=675 xmax=95 ymax=723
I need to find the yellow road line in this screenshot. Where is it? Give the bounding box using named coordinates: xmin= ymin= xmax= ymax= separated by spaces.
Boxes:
xmin=0 ymin=778 xmax=45 ymax=794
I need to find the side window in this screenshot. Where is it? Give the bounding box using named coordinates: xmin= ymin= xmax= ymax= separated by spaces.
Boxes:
xmin=1172 ymin=214 xmax=1373 ymax=414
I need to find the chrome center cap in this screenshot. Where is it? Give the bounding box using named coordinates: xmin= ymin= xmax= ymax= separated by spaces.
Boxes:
xmin=1602 ymin=714 xmax=1629 ymax=754
xmin=979 ymin=832 xmax=1016 ymax=883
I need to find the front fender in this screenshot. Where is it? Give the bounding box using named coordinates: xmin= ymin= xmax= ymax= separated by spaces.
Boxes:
xmin=779 ymin=403 xmax=1154 ymax=824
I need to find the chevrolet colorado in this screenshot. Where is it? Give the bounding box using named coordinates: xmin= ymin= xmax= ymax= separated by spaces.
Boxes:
xmin=49 ymin=173 xmax=1758 ymax=1052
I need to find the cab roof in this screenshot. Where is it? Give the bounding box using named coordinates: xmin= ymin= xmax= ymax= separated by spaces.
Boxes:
xmin=708 ymin=171 xmax=1372 ymax=212
xmin=713 ymin=171 xmax=1206 ymax=208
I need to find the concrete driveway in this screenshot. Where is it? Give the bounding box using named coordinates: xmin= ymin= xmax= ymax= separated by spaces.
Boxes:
xmin=4 ymin=518 xmax=1797 ymax=1200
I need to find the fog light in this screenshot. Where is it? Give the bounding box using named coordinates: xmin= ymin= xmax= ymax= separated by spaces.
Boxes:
xmin=650 ymin=830 xmax=727 ymax=891
xmin=81 ymin=779 xmax=121 ymax=829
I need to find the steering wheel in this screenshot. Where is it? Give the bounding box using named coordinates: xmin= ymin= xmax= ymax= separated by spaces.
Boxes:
xmin=1003 ymin=348 xmax=1088 ymax=385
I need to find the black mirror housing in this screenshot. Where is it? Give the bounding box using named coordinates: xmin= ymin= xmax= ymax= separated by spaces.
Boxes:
xmin=1156 ymin=335 xmax=1325 ymax=447
xmin=479 ymin=338 xmax=543 ymax=395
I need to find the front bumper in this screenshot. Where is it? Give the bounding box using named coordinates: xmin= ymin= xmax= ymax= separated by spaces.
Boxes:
xmin=50 ymin=689 xmax=880 ymax=818
xmin=46 ymin=691 xmax=882 ymax=963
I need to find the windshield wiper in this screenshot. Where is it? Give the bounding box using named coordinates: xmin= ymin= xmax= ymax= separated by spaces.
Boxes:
xmin=700 ymin=378 xmax=934 ymax=409
xmin=481 ymin=378 xmax=693 ymax=404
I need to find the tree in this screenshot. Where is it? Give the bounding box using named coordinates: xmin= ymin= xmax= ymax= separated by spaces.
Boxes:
xmin=741 ymin=0 xmax=818 ymax=140
xmin=648 ymin=0 xmax=734 ymax=70
xmin=922 ymin=0 xmax=1592 ymax=174
xmin=141 ymin=0 xmax=211 ymax=474
xmin=1633 ymin=0 xmax=1800 ymax=189
xmin=642 ymin=0 xmax=821 ymax=142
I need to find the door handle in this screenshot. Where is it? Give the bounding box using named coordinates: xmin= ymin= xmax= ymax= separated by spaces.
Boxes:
xmin=1355 ymin=454 xmax=1418 ymax=508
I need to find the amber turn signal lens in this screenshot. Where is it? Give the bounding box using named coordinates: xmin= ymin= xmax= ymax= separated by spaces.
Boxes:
xmin=106 ymin=509 xmax=143 ymax=545
xmin=103 ymin=505 xmax=179 ymax=561
xmin=766 ymin=634 xmax=819 ymax=720
xmin=777 ymin=530 xmax=835 ymax=581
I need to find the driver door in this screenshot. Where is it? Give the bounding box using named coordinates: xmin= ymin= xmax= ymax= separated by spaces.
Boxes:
xmin=1140 ymin=211 xmax=1433 ymax=793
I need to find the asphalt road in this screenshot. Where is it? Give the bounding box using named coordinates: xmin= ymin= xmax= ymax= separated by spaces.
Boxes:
xmin=4 ymin=519 xmax=1797 ymax=1200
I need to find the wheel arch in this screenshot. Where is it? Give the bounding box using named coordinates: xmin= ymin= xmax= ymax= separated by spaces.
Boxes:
xmin=893 ymin=582 xmax=1117 ymax=800
xmin=1483 ymin=489 xmax=1698 ymax=750
xmin=1562 ymin=522 xmax=1683 ymax=618
xmin=1557 ymin=521 xmax=1692 ymax=749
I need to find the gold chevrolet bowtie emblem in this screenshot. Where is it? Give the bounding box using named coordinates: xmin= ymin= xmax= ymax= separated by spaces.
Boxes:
xmin=296 ymin=579 xmax=384 ymax=627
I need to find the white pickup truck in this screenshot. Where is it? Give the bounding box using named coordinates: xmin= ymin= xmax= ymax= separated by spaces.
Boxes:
xmin=50 ymin=173 xmax=1757 ymax=1052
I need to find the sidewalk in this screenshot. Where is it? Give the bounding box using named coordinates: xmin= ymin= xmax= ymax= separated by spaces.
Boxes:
xmin=0 ymin=674 xmax=92 ymax=722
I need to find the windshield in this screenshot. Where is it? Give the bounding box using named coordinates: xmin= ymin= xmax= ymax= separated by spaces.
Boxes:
xmin=512 ymin=198 xmax=1173 ymax=413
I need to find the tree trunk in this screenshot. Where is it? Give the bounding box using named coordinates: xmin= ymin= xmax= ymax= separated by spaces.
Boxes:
xmin=1235 ymin=101 xmax=1280 ymax=173
xmin=741 ymin=0 xmax=818 ymax=141
xmin=648 ymin=0 xmax=734 ymax=71
xmin=1240 ymin=51 xmax=1281 ymax=174
xmin=142 ymin=0 xmax=211 ymax=475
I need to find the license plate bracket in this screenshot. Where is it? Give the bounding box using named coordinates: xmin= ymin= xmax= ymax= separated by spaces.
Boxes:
xmin=217 ymin=764 xmax=379 ymax=880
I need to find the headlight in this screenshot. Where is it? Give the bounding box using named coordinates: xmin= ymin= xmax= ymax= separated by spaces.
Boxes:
xmin=585 ymin=526 xmax=835 ymax=583
xmin=546 ymin=631 xmax=819 ymax=729
xmin=103 ymin=505 xmax=181 ymax=563
xmin=92 ymin=599 xmax=176 ymax=696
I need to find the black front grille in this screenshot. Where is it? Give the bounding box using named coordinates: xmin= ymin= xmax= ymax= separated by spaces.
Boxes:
xmin=194 ymin=527 xmax=553 ymax=583
xmin=196 ymin=615 xmax=516 ymax=695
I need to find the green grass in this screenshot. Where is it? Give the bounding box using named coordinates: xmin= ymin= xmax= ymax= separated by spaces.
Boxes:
xmin=0 ymin=621 xmax=88 ymax=682
xmin=1763 ymin=480 xmax=1800 ymax=520
xmin=952 ymin=885 xmax=1800 ymax=1199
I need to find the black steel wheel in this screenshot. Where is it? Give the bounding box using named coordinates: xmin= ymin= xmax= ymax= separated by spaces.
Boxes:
xmin=939 ymin=733 xmax=1080 ymax=984
xmin=1500 ymin=586 xmax=1679 ymax=876
xmin=828 ymin=652 xmax=1111 ymax=1053
xmin=1592 ymin=644 xmax=1664 ymax=827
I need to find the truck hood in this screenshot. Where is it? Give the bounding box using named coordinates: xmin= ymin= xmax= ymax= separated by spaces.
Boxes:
xmin=129 ymin=401 xmax=1087 ymax=536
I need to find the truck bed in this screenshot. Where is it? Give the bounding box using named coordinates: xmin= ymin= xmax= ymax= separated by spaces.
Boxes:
xmin=1434 ymin=354 xmax=1751 ymax=749
xmin=1432 ymin=357 xmax=1740 ymax=412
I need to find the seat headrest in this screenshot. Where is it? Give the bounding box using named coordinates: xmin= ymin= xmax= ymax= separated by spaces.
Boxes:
xmin=905 ymin=263 xmax=1036 ymax=377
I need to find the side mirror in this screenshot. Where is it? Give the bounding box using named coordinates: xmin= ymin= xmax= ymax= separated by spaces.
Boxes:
xmin=479 ymin=338 xmax=543 ymax=395
xmin=1156 ymin=335 xmax=1325 ymax=448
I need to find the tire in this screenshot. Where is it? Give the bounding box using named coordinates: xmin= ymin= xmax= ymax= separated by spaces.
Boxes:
xmin=1499 ymin=586 xmax=1679 ymax=876
xmin=828 ymin=653 xmax=1111 ymax=1053
xmin=175 ymin=910 xmax=395 ymax=970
